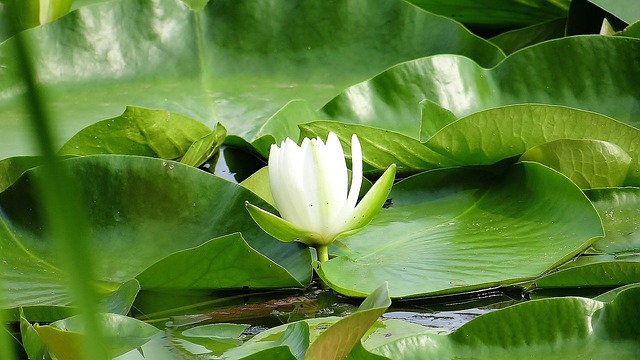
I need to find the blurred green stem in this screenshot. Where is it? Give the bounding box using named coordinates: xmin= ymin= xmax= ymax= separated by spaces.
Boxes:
xmin=7 ymin=3 xmax=106 ymax=359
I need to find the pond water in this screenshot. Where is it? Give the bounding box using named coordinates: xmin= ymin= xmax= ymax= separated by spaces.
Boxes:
xmin=130 ymin=281 xmax=524 ymax=338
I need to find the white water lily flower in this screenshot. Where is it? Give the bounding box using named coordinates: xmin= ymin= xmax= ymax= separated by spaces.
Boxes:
xmin=246 ymin=132 xmax=396 ymax=262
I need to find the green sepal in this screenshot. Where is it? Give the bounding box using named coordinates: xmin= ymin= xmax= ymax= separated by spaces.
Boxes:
xmin=245 ymin=201 xmax=316 ymax=242
xmin=337 ymin=164 xmax=397 ymax=239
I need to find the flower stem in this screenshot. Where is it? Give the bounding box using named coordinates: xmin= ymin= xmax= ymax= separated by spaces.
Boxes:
xmin=317 ymin=246 xmax=329 ymax=262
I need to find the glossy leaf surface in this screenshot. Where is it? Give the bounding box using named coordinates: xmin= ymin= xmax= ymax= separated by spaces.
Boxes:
xmin=406 ymin=0 xmax=569 ymax=27
xmin=58 ymin=106 xmax=211 ymax=158
xmin=305 ymin=283 xmax=391 ymax=360
xmin=0 ymin=0 xmax=502 ymax=159
xmin=586 ymin=187 xmax=640 ymax=253
xmin=0 ymin=155 xmax=310 ymax=319
xmin=321 ymin=37 xmax=640 ymax=136
xmin=33 ymin=313 xmax=159 ymax=359
xmin=372 ymin=286 xmax=640 ymax=358
xmin=425 ymin=105 xmax=640 ymax=185
xmin=317 ymin=162 xmax=603 ymax=297
xmin=534 ymin=254 xmax=640 ymax=288
xmin=519 ymin=139 xmax=632 ymax=189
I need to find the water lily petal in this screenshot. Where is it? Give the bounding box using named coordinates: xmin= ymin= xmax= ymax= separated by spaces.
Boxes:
xmin=302 ymin=138 xmax=322 ymax=232
xmin=336 ymin=164 xmax=396 ymax=239
xmin=325 ymin=132 xmax=349 ymax=207
xmin=307 ymin=133 xmax=352 ymax=239
xmin=346 ymin=134 xmax=363 ymax=210
xmin=257 ymin=132 xmax=395 ymax=251
xmin=273 ymin=138 xmax=311 ymax=230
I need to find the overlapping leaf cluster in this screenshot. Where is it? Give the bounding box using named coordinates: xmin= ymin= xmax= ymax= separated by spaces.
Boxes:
xmin=1 ymin=0 xmax=639 ymax=358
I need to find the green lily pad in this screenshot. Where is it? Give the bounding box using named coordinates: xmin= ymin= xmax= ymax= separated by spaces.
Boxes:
xmin=425 ymin=105 xmax=640 ymax=185
xmin=0 ymin=156 xmax=46 ymax=192
xmin=305 ymin=283 xmax=391 ymax=360
xmin=20 ymin=309 xmax=47 ymax=360
xmin=489 ymin=18 xmax=568 ymax=55
xmin=58 ymin=106 xmax=212 ymax=158
xmin=586 ymin=187 xmax=640 ymax=254
xmin=406 ymin=0 xmax=569 ymax=27
xmin=519 ymin=139 xmax=632 ymax=189
xmin=0 ymin=155 xmax=310 ymax=320
xmin=371 ymin=285 xmax=640 ymax=358
xmin=136 ymin=233 xmax=306 ymax=290
xmin=5 ymin=278 xmax=139 ymax=323
xmin=0 ymin=0 xmax=502 ymax=160
xmin=317 ymin=162 xmax=603 ymax=298
xmin=222 ymin=283 xmax=391 ymax=359
xmin=588 ymin=0 xmax=640 ymax=24
xmin=180 ymin=122 xmax=227 ymax=167
xmin=320 ymin=36 xmax=640 ymax=136
xmin=251 ymin=100 xmax=318 ymax=158
xmin=534 ymin=254 xmax=640 ymax=288
xmin=32 ymin=313 xmax=159 ymax=359
xmin=299 ymin=122 xmax=449 ymax=175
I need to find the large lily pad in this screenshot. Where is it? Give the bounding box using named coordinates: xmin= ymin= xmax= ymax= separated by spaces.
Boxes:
xmin=316 ymin=162 xmax=603 ymax=298
xmin=0 ymin=0 xmax=503 ymax=159
xmin=371 ymin=285 xmax=640 ymax=358
xmin=300 ymin=105 xmax=640 ymax=186
xmin=320 ymin=36 xmax=640 ymax=136
xmin=58 ymin=106 xmax=212 ymax=158
xmin=0 ymin=155 xmax=310 ymax=318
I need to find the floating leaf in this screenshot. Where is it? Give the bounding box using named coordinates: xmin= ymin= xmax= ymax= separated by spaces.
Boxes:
xmin=180 ymin=122 xmax=227 ymax=167
xmin=425 ymin=105 xmax=640 ymax=185
xmin=299 ymin=122 xmax=449 ymax=173
xmin=489 ymin=18 xmax=567 ymax=54
xmin=0 ymin=155 xmax=310 ymax=321
xmin=0 ymin=156 xmax=50 ymax=194
xmin=406 ymin=0 xmax=569 ymax=27
xmin=586 ymin=187 xmax=640 ymax=254
xmin=33 ymin=313 xmax=159 ymax=359
xmin=0 ymin=0 xmax=502 ymax=159
xmin=534 ymin=254 xmax=640 ymax=288
xmin=137 ymin=233 xmax=307 ymax=290
xmin=316 ymin=162 xmax=603 ymax=298
xmin=251 ymin=100 xmax=318 ymax=157
xmin=305 ymin=282 xmax=391 ymax=360
xmin=371 ymin=285 xmax=640 ymax=358
xmin=58 ymin=106 xmax=211 ymax=159
xmin=321 ymin=37 xmax=640 ymax=135
xmin=519 ymin=139 xmax=631 ymax=189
